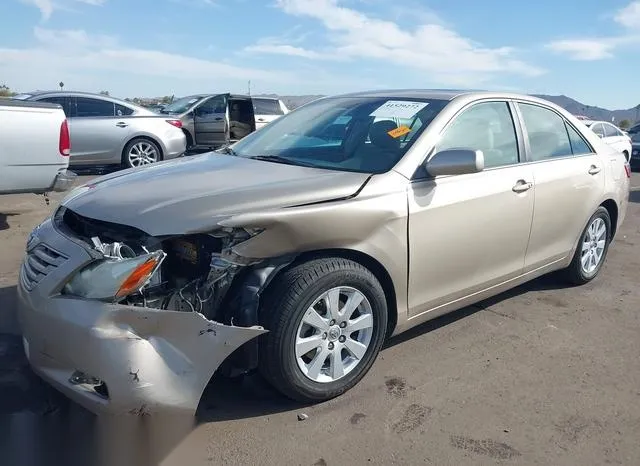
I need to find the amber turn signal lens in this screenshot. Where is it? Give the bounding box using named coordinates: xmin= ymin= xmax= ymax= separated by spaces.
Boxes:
xmin=115 ymin=257 xmax=161 ymax=299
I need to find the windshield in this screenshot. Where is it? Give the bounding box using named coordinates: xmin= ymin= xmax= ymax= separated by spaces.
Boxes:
xmin=229 ymin=96 xmax=449 ymax=174
xmin=631 ymin=132 xmax=640 ymax=142
xmin=161 ymin=95 xmax=205 ymax=114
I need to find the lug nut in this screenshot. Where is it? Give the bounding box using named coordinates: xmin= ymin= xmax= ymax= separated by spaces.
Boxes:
xmin=339 ymin=336 xmax=346 ymax=343
xmin=328 ymin=342 xmax=334 ymax=350
xmin=329 ymin=319 xmax=336 ymax=326
xmin=339 ymin=321 xmax=347 ymax=328
xmin=322 ymin=332 xmax=327 ymax=339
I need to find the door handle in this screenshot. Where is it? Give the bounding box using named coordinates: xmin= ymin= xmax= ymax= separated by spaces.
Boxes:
xmin=215 ymin=117 xmax=223 ymax=121
xmin=588 ymin=165 xmax=601 ymax=175
xmin=115 ymin=122 xmax=128 ymax=128
xmin=258 ymin=118 xmax=265 ymax=122
xmin=512 ymin=180 xmax=533 ymax=193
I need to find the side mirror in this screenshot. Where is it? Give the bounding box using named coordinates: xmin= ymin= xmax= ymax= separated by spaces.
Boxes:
xmin=425 ymin=149 xmax=485 ymax=177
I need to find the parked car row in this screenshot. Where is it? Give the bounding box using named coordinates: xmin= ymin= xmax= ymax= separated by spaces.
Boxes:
xmin=17 ymin=90 xmax=631 ymax=416
xmin=9 ymin=91 xmax=289 ymax=171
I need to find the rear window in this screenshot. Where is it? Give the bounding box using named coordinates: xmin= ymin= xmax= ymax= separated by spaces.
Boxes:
xmin=254 ymin=98 xmax=284 ymax=115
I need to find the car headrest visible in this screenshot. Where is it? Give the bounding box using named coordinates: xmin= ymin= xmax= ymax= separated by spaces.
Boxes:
xmin=369 ymin=120 xmax=401 ymax=150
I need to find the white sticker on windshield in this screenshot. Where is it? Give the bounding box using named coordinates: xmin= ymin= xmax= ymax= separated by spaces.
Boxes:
xmin=370 ymin=100 xmax=428 ymax=119
xmin=188 ymin=98 xmax=199 ymax=104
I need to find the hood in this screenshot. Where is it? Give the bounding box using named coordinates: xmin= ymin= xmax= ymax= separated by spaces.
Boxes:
xmin=61 ymin=154 xmax=370 ymax=236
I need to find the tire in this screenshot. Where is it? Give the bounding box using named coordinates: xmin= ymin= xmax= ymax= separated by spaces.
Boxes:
xmin=259 ymin=258 xmax=388 ymax=402
xmin=122 ymin=137 xmax=162 ymax=169
xmin=564 ymin=206 xmax=612 ymax=285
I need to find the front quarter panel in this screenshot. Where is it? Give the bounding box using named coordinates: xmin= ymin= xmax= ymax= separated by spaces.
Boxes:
xmin=228 ymin=171 xmax=411 ymax=334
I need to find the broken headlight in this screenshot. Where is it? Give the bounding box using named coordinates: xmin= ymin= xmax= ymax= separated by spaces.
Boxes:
xmin=63 ymin=251 xmax=166 ymax=301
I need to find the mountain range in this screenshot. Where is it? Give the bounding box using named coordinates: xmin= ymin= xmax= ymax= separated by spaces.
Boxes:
xmin=257 ymin=93 xmax=640 ymax=125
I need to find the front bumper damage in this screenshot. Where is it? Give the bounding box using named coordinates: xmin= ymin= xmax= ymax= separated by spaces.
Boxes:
xmin=17 ymin=216 xmax=267 ymax=416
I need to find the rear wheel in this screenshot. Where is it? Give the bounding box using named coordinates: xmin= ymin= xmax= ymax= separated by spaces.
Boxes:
xmin=122 ymin=138 xmax=162 ymax=169
xmin=259 ymin=258 xmax=388 ymax=402
xmin=564 ymin=207 xmax=611 ymax=285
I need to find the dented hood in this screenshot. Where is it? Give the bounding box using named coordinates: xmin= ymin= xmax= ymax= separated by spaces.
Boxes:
xmin=61 ymin=153 xmax=370 ymax=236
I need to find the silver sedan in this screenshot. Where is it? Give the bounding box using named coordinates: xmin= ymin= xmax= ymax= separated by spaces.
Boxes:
xmin=14 ymin=91 xmax=186 ymax=168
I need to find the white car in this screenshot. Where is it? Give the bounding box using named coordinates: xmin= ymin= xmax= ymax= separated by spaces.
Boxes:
xmin=253 ymin=97 xmax=289 ymax=130
xmin=583 ymin=120 xmax=632 ymax=162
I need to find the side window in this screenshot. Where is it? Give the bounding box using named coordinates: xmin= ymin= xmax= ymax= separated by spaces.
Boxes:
xmin=75 ymin=97 xmax=115 ymax=117
xmin=565 ymin=124 xmax=593 ymax=155
xmin=39 ymin=96 xmax=72 ymax=117
xmin=518 ymin=103 xmax=573 ymax=160
xmin=591 ymin=123 xmax=605 ymax=138
xmin=115 ymin=104 xmax=134 ymax=116
xmin=254 ymin=99 xmax=284 ymax=115
xmin=604 ymin=123 xmax=622 ymax=138
xmin=436 ymin=101 xmax=519 ymax=168
xmin=196 ymin=95 xmax=227 ymax=116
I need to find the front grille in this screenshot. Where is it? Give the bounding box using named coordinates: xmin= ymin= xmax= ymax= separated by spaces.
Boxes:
xmin=20 ymin=244 xmax=68 ymax=291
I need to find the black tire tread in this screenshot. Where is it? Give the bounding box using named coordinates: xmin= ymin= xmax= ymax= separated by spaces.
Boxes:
xmin=258 ymin=257 xmax=387 ymax=402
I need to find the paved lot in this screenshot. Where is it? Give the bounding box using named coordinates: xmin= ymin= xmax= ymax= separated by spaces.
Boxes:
xmin=1 ymin=173 xmax=639 ymax=466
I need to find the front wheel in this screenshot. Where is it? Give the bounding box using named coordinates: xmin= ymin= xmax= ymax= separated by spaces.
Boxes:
xmin=122 ymin=138 xmax=162 ymax=169
xmin=259 ymin=258 xmax=388 ymax=402
xmin=564 ymin=207 xmax=612 ymax=285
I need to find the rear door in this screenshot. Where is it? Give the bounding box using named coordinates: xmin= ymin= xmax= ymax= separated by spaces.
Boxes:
xmin=253 ymin=98 xmax=285 ymax=129
xmin=515 ymin=102 xmax=605 ymax=272
xmin=66 ymin=97 xmax=132 ymax=165
xmin=194 ymin=94 xmax=229 ymax=147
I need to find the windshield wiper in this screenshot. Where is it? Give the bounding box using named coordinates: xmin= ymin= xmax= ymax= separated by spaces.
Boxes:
xmin=216 ymin=145 xmax=238 ymax=156
xmin=249 ymin=155 xmax=317 ymax=168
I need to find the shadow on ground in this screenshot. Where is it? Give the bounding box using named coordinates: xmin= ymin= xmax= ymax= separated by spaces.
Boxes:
xmin=630 ymin=190 xmax=640 ymax=204
xmin=0 ymin=213 xmax=18 ymax=232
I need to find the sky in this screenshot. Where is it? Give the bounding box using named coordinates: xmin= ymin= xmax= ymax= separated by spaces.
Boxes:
xmin=2 ymin=0 xmax=640 ymax=109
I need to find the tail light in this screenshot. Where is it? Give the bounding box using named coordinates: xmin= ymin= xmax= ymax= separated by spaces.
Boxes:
xmin=166 ymin=119 xmax=182 ymax=129
xmin=624 ymin=162 xmax=631 ymax=178
xmin=59 ymin=119 xmax=71 ymax=156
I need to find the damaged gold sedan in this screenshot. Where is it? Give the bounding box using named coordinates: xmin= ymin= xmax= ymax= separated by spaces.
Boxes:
xmin=18 ymin=90 xmax=630 ymax=415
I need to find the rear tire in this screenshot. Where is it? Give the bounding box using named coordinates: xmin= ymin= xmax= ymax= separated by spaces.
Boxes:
xmin=122 ymin=138 xmax=162 ymax=169
xmin=259 ymin=258 xmax=388 ymax=402
xmin=564 ymin=207 xmax=611 ymax=285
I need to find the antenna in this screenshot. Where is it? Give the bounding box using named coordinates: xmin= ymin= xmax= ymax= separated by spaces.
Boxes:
xmin=248 ymin=80 xmax=251 ymax=96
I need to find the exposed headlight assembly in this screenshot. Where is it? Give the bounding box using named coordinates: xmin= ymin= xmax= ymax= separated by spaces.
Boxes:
xmin=63 ymin=251 xmax=166 ymax=301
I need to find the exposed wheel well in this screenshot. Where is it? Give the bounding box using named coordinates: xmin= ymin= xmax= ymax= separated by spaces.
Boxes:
xmin=600 ymin=199 xmax=618 ymax=238
xmin=287 ymin=249 xmax=398 ymax=338
xmin=122 ymin=136 xmax=164 ymax=162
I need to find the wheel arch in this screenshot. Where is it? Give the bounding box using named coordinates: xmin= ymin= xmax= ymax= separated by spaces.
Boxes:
xmin=286 ymin=248 xmax=398 ymax=338
xmin=600 ymin=198 xmax=618 ymax=239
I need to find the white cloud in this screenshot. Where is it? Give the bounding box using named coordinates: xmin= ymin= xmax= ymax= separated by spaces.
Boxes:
xmin=547 ymin=1 xmax=640 ymax=60
xmin=245 ymin=0 xmax=543 ymax=85
xmin=0 ymin=27 xmax=288 ymax=96
xmin=614 ymin=1 xmax=640 ymax=28
xmin=20 ymin=0 xmax=107 ymax=21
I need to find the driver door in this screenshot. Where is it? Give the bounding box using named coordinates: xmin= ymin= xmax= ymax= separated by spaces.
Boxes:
xmin=407 ymin=100 xmax=535 ymax=317
xmin=194 ymin=94 xmax=229 ymax=147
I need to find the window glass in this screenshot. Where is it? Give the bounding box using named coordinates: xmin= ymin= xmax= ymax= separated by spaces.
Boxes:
xmin=604 ymin=123 xmax=622 ymax=138
xmin=230 ymin=96 xmax=449 ymax=174
xmin=518 ymin=103 xmax=573 ymax=160
xmin=565 ymin=123 xmax=593 ymax=155
xmin=591 ymin=123 xmax=605 ymax=138
xmin=75 ymin=97 xmax=115 ymax=117
xmin=436 ymin=101 xmax=519 ymax=168
xmin=254 ymin=98 xmax=284 ymax=115
xmin=115 ymin=103 xmax=134 ymax=116
xmin=196 ymin=95 xmax=227 ymax=116
xmin=39 ymin=96 xmax=73 ymax=117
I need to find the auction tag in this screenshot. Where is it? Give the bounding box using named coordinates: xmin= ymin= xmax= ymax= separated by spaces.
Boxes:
xmin=370 ymin=100 xmax=428 ymax=119
xmin=387 ymin=125 xmax=412 ymax=138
